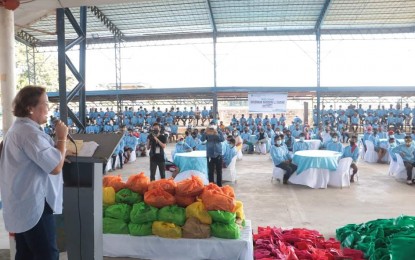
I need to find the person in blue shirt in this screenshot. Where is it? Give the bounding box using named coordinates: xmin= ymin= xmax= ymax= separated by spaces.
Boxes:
xmin=291 ymin=125 xmax=303 ymax=138
xmin=411 ymin=127 xmax=415 ymax=141
xmin=394 ymin=129 xmax=406 ymax=139
xmin=187 ymin=131 xmax=201 ymax=150
xmin=137 ymin=129 xmax=149 ymax=156
xmin=403 ymin=103 xmax=412 ymax=126
xmin=392 ymin=136 xmax=415 ymax=185
xmin=201 ymin=106 xmax=209 ymax=126
xmin=110 ymin=138 xmax=125 ymax=171
xmin=170 ymin=122 xmax=179 ymax=142
xmin=255 ymin=114 xmax=262 ymax=125
xmin=326 ymin=133 xmax=344 ymax=154
xmin=350 ymin=112 xmax=360 ymax=133
xmin=284 ymin=130 xmax=295 ymax=152
xmin=124 ymin=129 xmax=138 ymax=163
xmin=293 ymin=133 xmax=310 ymax=153
xmin=201 ymin=122 xmax=225 ymax=186
xmin=270 ymin=135 xmax=297 ymax=184
xmin=223 ymin=138 xmax=237 ymax=168
xmin=342 ymin=136 xmax=359 ymax=182
xmin=173 ymin=135 xmax=192 ymax=159
xmin=247 ymin=114 xmax=254 ymax=125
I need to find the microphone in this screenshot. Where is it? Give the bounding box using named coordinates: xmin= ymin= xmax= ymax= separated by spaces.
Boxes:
xmin=52 ymin=118 xmax=75 ymax=144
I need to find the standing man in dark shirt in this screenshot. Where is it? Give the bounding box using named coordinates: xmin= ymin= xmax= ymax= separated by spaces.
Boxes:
xmin=147 ymin=123 xmax=167 ymax=181
xmin=201 ymin=121 xmax=225 ymax=186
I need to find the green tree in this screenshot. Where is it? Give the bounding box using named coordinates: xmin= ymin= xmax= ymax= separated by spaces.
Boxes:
xmin=16 ymin=42 xmax=75 ymax=91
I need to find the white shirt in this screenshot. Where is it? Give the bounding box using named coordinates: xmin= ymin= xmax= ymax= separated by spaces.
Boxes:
xmin=0 ymin=117 xmax=62 ymax=233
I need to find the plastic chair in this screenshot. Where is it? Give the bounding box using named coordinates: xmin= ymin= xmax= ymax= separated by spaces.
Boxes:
xmin=388 ymin=154 xmax=398 ymax=176
xmin=328 ymin=157 xmax=353 ymax=188
xmin=222 ymin=156 xmax=237 ymax=183
xmin=271 ymin=167 xmax=286 ymax=183
xmin=236 ymin=150 xmax=243 ymax=160
xmin=363 ymin=140 xmax=378 ymax=163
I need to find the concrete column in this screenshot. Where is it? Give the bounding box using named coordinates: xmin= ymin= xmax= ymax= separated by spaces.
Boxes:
xmin=0 ymin=8 xmax=16 ymax=134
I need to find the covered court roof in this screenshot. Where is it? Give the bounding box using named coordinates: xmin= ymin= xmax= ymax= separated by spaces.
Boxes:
xmin=47 ymin=86 xmax=415 ymax=104
xmin=14 ymin=0 xmax=415 ymax=47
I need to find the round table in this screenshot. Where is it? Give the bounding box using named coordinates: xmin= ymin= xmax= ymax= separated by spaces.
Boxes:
xmin=173 ymin=151 xmax=208 ymax=174
xmin=291 ymin=150 xmax=342 ymax=189
xmin=293 ymin=150 xmax=342 ymax=174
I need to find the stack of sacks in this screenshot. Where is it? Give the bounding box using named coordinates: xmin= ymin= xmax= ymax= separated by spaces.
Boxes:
xmin=254 ymin=226 xmax=365 ymax=259
xmin=201 ymin=183 xmax=242 ymax=239
xmin=102 ymin=174 xmax=245 ymax=240
xmin=336 ymin=215 xmax=415 ymax=259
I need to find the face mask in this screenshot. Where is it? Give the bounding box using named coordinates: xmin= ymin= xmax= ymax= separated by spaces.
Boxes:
xmin=233 ymin=133 xmax=238 ymax=136
xmin=178 ymin=141 xmax=184 ymax=145
xmin=153 ymin=129 xmax=159 ymax=135
xmin=333 ymin=128 xmax=337 ymax=131
xmin=332 ymin=138 xmax=338 ymax=142
xmin=276 ymin=140 xmax=282 ymax=145
xmin=300 ymin=137 xmax=305 ymax=141
xmin=350 ymin=141 xmax=355 ymax=145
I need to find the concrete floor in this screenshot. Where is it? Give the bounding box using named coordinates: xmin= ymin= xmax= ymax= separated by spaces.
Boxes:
xmin=0 ymin=143 xmax=415 ymax=259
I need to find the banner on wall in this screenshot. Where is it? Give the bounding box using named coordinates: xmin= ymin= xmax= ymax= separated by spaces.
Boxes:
xmin=248 ymin=92 xmax=287 ymax=113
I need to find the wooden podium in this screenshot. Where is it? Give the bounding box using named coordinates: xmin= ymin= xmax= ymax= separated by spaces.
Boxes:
xmin=62 ymin=133 xmax=123 ymax=260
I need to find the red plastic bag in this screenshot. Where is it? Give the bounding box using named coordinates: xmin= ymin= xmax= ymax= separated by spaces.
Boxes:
xmin=148 ymin=178 xmax=177 ymax=195
xmin=144 ymin=187 xmax=176 ymax=208
xmin=126 ymin=173 xmax=149 ymax=194
xmin=175 ymin=175 xmax=204 ymax=197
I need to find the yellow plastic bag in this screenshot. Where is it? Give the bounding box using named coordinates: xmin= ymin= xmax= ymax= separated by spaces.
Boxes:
xmin=186 ymin=200 xmax=212 ymax=225
xmin=235 ymin=200 xmax=245 ymax=220
xmin=152 ymin=221 xmax=182 ymax=239
xmin=103 ymin=187 xmax=116 ymax=205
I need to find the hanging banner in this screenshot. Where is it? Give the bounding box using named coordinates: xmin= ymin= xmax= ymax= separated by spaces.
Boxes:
xmin=248 ymin=92 xmax=287 ymax=113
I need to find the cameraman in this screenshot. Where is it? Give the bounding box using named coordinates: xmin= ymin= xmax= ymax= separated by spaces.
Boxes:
xmin=146 ymin=123 xmax=167 ymax=181
xmin=201 ymin=121 xmax=225 ymax=186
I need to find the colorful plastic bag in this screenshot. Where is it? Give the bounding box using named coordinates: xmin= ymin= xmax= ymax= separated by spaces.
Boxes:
xmin=130 ymin=202 xmax=158 ymax=224
xmin=144 ymin=187 xmax=176 ymax=208
xmin=152 ymin=221 xmax=182 ymax=239
xmin=103 ymin=217 xmax=129 ymax=234
xmin=208 ymin=210 xmax=236 ymax=224
xmin=182 ymin=217 xmax=211 ymax=239
xmin=103 ymin=175 xmax=125 ymax=191
xmin=104 ymin=204 xmax=131 ymax=222
xmin=211 ymin=222 xmax=240 ymax=239
xmin=201 ymin=189 xmax=236 ymax=212
xmin=221 ymin=185 xmax=235 ymax=198
xmin=148 ymin=178 xmax=177 ymax=195
xmin=235 ymin=200 xmax=245 ymax=220
xmin=126 ymin=173 xmax=149 ymax=194
xmin=158 ymin=205 xmax=186 ymax=226
xmin=175 ymin=175 xmax=204 ymax=196
xmin=128 ymin=222 xmax=153 ymax=236
xmin=175 ymin=194 xmax=196 ymax=207
xmin=186 ymin=200 xmax=212 ymax=225
xmin=103 ymin=187 xmax=116 ymax=205
xmin=115 ymin=188 xmax=143 ymax=205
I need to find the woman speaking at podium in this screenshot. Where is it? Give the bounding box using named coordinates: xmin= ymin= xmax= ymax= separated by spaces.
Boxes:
xmin=0 ymin=86 xmax=69 ymax=260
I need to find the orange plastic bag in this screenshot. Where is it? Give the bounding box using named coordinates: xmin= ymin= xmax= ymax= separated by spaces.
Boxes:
xmin=221 ymin=185 xmax=235 ymax=198
xmin=175 ymin=195 xmax=196 ymax=207
xmin=199 ymin=183 xmax=222 ymax=202
xmin=175 ymin=175 xmax=204 ymax=197
xmin=144 ymin=187 xmax=176 ymax=208
xmin=202 ymin=190 xmax=236 ymax=212
xmin=103 ymin=175 xmax=125 ymax=192
xmin=148 ymin=179 xmax=177 ymax=195
xmin=126 ymin=173 xmax=149 ymax=194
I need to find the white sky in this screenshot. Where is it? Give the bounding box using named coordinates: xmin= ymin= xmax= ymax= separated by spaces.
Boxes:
xmin=66 ymin=37 xmax=415 ymax=90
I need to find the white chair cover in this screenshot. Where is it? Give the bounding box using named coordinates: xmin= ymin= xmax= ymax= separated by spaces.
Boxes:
xmin=174 ymin=170 xmax=209 ymax=185
xmin=288 ymin=168 xmax=330 ymax=189
xmin=223 ymin=156 xmax=237 ymax=182
xmin=129 ymin=149 xmax=137 ymax=162
xmin=388 ymin=154 xmax=398 ymax=176
xmin=256 ymin=143 xmax=266 ymax=154
xmin=393 ymin=153 xmax=408 ymax=180
xmin=237 ymin=150 xmax=243 ymax=160
xmin=272 ymin=167 xmax=286 ymax=183
xmin=328 ymin=157 xmax=353 ymax=188
xmin=363 ymin=140 xmax=378 ymax=163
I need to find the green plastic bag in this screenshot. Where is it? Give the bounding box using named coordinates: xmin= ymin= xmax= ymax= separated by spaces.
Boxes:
xmin=390 ymin=235 xmax=415 ymax=260
xmin=208 ymin=210 xmax=236 ymax=224
xmin=158 ymin=205 xmax=186 ymax=226
xmin=128 ymin=222 xmax=153 ymax=236
xmin=394 ymin=215 xmax=415 ymax=227
xmin=211 ymin=222 xmax=240 ymax=239
xmin=103 ymin=217 xmax=129 ymax=234
xmin=116 ymin=188 xmax=143 ymax=205
xmin=130 ymin=202 xmax=158 ymax=224
xmin=105 ymin=204 xmax=131 ymax=222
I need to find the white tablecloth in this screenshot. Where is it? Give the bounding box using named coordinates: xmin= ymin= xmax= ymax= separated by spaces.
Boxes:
xmin=103 ymin=220 xmax=253 ymax=260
